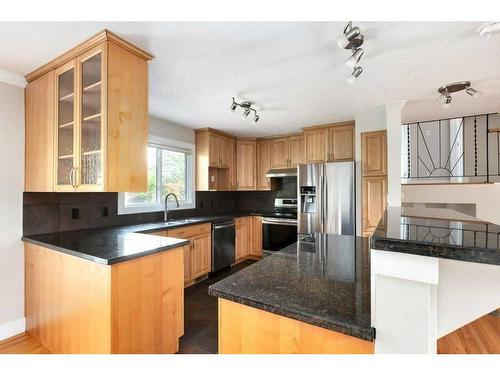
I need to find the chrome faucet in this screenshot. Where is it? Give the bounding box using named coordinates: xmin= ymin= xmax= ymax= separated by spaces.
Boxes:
xmin=164 ymin=193 xmax=180 ymax=221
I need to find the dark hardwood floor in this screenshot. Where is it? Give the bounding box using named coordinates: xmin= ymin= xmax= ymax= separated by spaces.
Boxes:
xmin=178 ymin=260 xmax=256 ymax=354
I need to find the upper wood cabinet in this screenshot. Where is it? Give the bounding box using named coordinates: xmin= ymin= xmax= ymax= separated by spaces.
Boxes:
xmin=269 ymin=134 xmax=303 ymax=168
xmin=304 ymin=122 xmax=354 ymax=163
xmin=25 ymin=30 xmax=153 ymax=192
xmin=361 ymin=130 xmax=387 ymax=177
xmin=257 ymin=140 xmax=271 ymax=190
xmin=236 ymin=140 xmax=257 ymax=190
xmin=195 ymin=128 xmax=237 ymax=191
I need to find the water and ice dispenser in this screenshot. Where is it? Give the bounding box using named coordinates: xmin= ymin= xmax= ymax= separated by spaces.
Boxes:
xmin=300 ymin=186 xmax=316 ymax=213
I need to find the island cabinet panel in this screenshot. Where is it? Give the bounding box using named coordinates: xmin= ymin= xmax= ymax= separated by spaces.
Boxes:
xmin=236 ymin=140 xmax=257 ymax=190
xmin=218 ymin=299 xmax=374 ymax=354
xmin=24 ymin=30 xmax=152 ymax=192
xmin=110 ymin=247 xmax=184 ymax=354
xmin=25 ymin=242 xmax=185 ymax=354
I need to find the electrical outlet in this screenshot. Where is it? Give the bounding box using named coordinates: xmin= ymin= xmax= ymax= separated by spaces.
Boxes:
xmin=101 ymin=206 xmax=108 ymax=217
xmin=71 ymin=208 xmax=79 ymax=220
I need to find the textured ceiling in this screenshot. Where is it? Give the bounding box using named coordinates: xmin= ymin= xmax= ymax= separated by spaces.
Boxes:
xmin=0 ymin=22 xmax=498 ymax=136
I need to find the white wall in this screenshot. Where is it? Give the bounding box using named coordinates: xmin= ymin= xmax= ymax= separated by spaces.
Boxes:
xmin=149 ymin=115 xmax=195 ymax=144
xmin=386 ymin=101 xmax=403 ymax=207
xmin=0 ymin=80 xmax=25 ymax=340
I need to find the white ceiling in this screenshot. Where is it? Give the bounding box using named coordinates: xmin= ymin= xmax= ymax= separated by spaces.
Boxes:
xmin=1 ymin=22 xmax=499 ymax=136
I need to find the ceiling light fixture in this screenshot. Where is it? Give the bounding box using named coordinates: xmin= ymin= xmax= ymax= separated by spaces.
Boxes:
xmin=347 ymin=66 xmax=363 ymax=84
xmin=338 ymin=22 xmax=365 ymax=83
xmin=478 ymin=22 xmax=500 ymax=38
xmin=230 ymin=97 xmax=260 ymax=124
xmin=437 ymin=81 xmax=483 ymax=108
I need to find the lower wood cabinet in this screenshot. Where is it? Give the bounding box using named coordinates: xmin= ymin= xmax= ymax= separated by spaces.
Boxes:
xmin=236 ymin=216 xmax=262 ymax=261
xmin=235 ymin=217 xmax=250 ymax=260
xmin=154 ymin=223 xmax=212 ymax=287
xmin=24 ymin=242 xmax=184 ymax=354
xmin=362 ymin=176 xmax=387 ymax=236
xmin=249 ymin=216 xmax=263 ymax=257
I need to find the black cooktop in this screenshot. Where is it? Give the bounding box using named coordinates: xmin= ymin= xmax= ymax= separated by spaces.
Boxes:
xmin=261 ymin=210 xmax=297 ymax=219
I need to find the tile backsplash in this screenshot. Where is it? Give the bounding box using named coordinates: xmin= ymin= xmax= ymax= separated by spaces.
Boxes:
xmin=23 ymin=190 xmax=277 ymax=236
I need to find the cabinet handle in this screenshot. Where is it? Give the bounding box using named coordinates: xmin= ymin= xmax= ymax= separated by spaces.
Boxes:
xmin=69 ymin=167 xmax=74 ymax=187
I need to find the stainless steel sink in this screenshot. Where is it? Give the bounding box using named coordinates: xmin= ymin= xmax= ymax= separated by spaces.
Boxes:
xmin=165 ymin=218 xmax=204 ymax=226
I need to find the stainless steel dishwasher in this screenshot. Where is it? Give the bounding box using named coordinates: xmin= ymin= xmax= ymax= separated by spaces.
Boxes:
xmin=211 ymin=219 xmax=235 ymax=272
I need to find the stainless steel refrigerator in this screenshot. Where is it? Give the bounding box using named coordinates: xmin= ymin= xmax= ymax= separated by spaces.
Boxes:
xmin=298 ymin=161 xmax=355 ymax=234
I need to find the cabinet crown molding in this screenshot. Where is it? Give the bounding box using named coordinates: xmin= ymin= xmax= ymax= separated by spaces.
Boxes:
xmin=25 ymin=29 xmax=154 ymax=82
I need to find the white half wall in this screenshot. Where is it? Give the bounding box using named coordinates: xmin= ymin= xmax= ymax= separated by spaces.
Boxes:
xmin=0 ymin=81 xmax=25 ymax=338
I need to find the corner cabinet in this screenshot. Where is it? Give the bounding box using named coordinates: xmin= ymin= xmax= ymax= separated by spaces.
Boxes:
xmin=25 ymin=30 xmax=153 ymax=192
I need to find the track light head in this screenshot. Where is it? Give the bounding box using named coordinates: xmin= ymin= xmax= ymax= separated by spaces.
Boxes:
xmin=345 ymin=48 xmax=364 ymax=69
xmin=347 ymin=66 xmax=363 ymax=84
xmin=466 ymin=87 xmax=482 ymax=98
xmin=337 ymin=21 xmax=364 ymax=50
xmin=253 ymin=114 xmax=260 ymax=123
xmin=242 ymin=108 xmax=251 ymax=119
xmin=230 ymin=98 xmax=237 ymax=111
xmin=441 ymin=94 xmax=452 ymax=108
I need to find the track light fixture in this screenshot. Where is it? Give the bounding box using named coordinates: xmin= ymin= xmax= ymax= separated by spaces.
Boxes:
xmin=478 ymin=22 xmax=500 ymax=38
xmin=230 ymin=97 xmax=260 ymax=124
xmin=347 ymin=66 xmax=363 ymax=84
xmin=437 ymin=81 xmax=483 ymax=108
xmin=338 ymin=22 xmax=365 ymax=83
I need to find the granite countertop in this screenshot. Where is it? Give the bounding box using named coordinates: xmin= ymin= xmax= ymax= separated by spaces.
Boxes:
xmin=22 ymin=211 xmax=261 ymax=265
xmin=209 ymin=233 xmax=374 ymax=341
xmin=371 ymin=207 xmax=500 ymax=266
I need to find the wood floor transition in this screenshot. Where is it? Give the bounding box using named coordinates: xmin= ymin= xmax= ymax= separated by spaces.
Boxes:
xmin=1 ymin=313 xmax=498 ymax=354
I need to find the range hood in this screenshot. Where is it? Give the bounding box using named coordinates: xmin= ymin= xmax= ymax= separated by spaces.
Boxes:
xmin=266 ymin=168 xmax=297 ymax=178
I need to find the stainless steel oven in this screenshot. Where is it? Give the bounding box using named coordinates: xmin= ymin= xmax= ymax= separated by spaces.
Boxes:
xmin=262 ymin=218 xmax=297 ymax=254
xmin=262 ymin=198 xmax=298 ymax=254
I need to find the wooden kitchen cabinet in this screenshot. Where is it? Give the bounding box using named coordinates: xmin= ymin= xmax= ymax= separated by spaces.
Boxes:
xmin=362 ymin=176 xmax=387 ymax=235
xmin=24 ymin=30 xmax=153 ymax=192
xmin=288 ymin=135 xmax=304 ymax=167
xmin=195 ymin=128 xmax=237 ymax=191
xmin=249 ymin=216 xmax=263 ymax=257
xmin=191 ymin=233 xmax=212 ymax=279
xmin=157 ymin=223 xmax=212 ymax=287
xmin=361 ymin=130 xmax=387 ymax=176
xmin=270 ymin=134 xmax=304 ymax=168
xmin=361 ymin=130 xmax=388 ymax=236
xmin=257 ymin=140 xmax=271 ymax=190
xmin=236 ymin=140 xmax=257 ymax=190
xmin=235 ymin=217 xmax=250 ymax=261
xmin=329 ymin=125 xmax=354 ymax=161
xmin=304 ymin=122 xmax=354 ymax=163
xmin=270 ymin=137 xmax=290 ymax=169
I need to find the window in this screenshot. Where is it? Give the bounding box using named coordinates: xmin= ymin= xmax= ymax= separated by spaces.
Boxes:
xmin=118 ymin=136 xmax=195 ymax=214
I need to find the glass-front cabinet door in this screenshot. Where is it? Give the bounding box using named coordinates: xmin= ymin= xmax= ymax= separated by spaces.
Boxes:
xmin=78 ymin=45 xmax=105 ymax=190
xmin=54 ymin=44 xmax=106 ymax=191
xmin=55 ymin=61 xmax=77 ymax=190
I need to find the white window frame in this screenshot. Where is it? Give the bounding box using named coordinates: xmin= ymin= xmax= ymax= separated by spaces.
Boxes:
xmin=118 ymin=135 xmax=196 ymax=215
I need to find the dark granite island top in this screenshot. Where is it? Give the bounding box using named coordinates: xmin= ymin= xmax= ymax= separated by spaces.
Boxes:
xmin=22 ymin=212 xmax=260 ymax=265
xmin=209 ymin=233 xmax=374 ymax=341
xmin=371 ymin=207 xmax=500 ymax=266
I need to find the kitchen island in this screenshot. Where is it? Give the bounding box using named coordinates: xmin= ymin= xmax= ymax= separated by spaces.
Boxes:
xmin=21 ymin=212 xmax=262 ymax=354
xmin=209 ymin=234 xmax=375 ymax=354
xmin=371 ymin=207 xmax=500 ymax=353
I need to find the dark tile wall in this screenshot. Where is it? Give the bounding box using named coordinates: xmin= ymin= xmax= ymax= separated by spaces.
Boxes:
xmin=23 ymin=190 xmax=277 ymax=236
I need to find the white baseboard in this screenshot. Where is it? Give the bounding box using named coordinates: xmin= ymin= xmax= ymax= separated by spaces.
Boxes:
xmin=0 ymin=317 xmax=26 ymax=341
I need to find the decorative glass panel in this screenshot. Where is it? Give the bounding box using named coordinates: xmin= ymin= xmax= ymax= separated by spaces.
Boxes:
xmin=57 ymin=68 xmax=75 ymax=185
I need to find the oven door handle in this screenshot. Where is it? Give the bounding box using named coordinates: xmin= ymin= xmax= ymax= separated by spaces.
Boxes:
xmin=262 ymin=218 xmax=298 ymax=226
